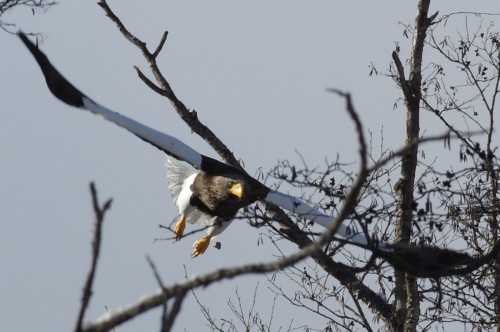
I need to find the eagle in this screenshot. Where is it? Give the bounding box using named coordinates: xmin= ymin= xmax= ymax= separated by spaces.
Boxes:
xmin=19 ymin=33 xmax=481 ymax=277
xmin=166 ymin=158 xmax=250 ymax=257
xmin=18 ymin=32 xmax=368 ymax=257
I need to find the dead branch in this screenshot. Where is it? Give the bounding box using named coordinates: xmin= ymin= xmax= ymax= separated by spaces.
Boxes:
xmin=74 ymin=183 xmax=113 ymax=332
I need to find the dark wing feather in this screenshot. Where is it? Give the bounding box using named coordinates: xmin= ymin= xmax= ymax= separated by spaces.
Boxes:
xmin=19 ymin=32 xmax=85 ymax=107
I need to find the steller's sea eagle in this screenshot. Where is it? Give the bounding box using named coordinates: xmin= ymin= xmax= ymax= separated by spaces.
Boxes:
xmin=18 ymin=32 xmax=371 ymax=257
xmin=166 ymin=158 xmax=250 ymax=257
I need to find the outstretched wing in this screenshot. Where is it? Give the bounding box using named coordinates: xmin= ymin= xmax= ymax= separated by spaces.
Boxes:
xmin=19 ymin=32 xmax=202 ymax=169
xmin=264 ymin=190 xmax=375 ymax=247
xmin=19 ymin=32 xmax=376 ymax=249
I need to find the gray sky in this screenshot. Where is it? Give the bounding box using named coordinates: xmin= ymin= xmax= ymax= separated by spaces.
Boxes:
xmin=1 ymin=1 xmax=498 ymax=331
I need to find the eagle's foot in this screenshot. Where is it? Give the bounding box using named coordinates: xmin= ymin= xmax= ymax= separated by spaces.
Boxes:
xmin=174 ymin=215 xmax=186 ymax=240
xmin=192 ymin=236 xmax=211 ymax=257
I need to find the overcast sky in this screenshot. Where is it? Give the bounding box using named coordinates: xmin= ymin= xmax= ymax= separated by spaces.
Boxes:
xmin=1 ymin=1 xmax=498 ymax=331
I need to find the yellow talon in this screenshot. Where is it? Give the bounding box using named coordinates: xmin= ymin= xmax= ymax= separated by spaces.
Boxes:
xmin=192 ymin=236 xmax=212 ymax=257
xmin=174 ymin=215 xmax=186 ymax=240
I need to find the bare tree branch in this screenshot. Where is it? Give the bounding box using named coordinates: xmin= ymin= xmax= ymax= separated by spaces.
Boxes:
xmin=145 ymin=255 xmax=187 ymax=332
xmin=74 ymin=183 xmax=113 ymax=332
xmin=97 ymin=0 xmax=241 ymax=168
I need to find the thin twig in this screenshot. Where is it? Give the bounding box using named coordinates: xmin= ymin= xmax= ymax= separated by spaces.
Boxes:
xmin=153 ymin=31 xmax=169 ymax=59
xmin=161 ymin=291 xmax=188 ymax=332
xmin=391 ymin=51 xmax=414 ymax=102
xmin=324 ymin=90 xmax=368 ymax=240
xmin=74 ymin=183 xmax=113 ymax=332
xmin=133 ymin=66 xmax=166 ymax=97
xmin=146 ymin=256 xmax=166 ymax=292
xmin=145 ymin=258 xmax=189 ymax=331
xmin=145 ymin=256 xmax=171 ymax=331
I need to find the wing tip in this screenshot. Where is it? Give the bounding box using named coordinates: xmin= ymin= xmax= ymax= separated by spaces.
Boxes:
xmin=19 ymin=31 xmax=86 ymax=108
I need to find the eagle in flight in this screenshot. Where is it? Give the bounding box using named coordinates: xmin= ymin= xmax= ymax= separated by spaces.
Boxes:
xmin=18 ymin=32 xmax=367 ymax=257
xmin=19 ymin=33 xmax=478 ymax=277
xmin=166 ymin=158 xmax=250 ymax=256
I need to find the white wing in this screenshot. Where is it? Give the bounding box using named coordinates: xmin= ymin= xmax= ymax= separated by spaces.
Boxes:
xmin=265 ymin=190 xmax=374 ymax=247
xmin=165 ymin=157 xmax=198 ymax=203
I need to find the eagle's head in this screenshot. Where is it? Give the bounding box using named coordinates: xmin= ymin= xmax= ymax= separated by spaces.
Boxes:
xmin=227 ymin=180 xmax=245 ymax=200
xmin=190 ymin=172 xmax=250 ymax=221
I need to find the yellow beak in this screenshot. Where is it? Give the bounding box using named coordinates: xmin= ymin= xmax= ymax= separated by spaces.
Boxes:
xmin=229 ymin=182 xmax=244 ymax=199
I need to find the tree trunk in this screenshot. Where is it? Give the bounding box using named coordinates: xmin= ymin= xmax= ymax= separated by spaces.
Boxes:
xmin=392 ymin=0 xmax=435 ymax=330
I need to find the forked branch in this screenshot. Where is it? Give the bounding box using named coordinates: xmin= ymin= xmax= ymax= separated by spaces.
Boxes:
xmin=75 ymin=183 xmax=113 ymax=332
